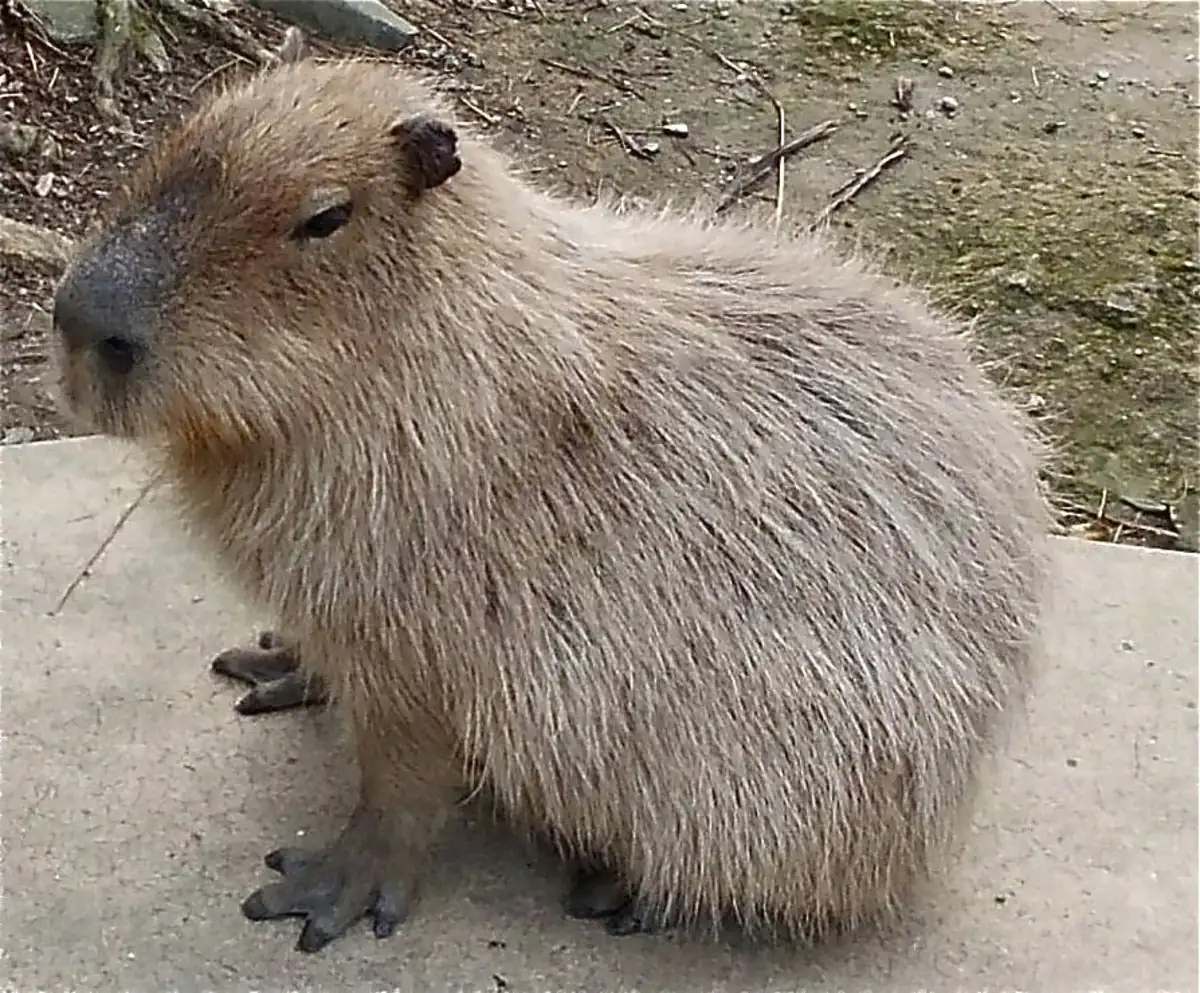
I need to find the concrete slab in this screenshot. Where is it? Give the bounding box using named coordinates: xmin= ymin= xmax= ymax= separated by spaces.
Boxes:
xmin=2 ymin=436 xmax=1197 ymax=993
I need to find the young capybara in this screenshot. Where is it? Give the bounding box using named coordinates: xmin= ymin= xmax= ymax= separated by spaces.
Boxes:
xmin=52 ymin=39 xmax=1052 ymax=955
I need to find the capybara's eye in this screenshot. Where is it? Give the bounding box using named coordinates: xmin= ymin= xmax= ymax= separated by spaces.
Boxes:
xmin=293 ymin=202 xmax=353 ymax=241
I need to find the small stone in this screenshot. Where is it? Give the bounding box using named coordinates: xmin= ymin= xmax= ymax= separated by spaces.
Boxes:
xmin=661 ymin=122 xmax=689 ymax=137
xmin=2 ymin=426 xmax=35 ymax=446
xmin=23 ymin=0 xmax=98 ymax=42
xmin=938 ymin=65 xmax=954 ymax=78
xmin=1120 ymin=639 xmax=1134 ymax=651
xmin=34 ymin=172 xmax=55 ymax=197
xmin=641 ymin=141 xmax=661 ymax=156
xmin=1103 ymin=294 xmax=1140 ymax=323
xmin=1096 ymin=69 xmax=1111 ymax=81
xmin=244 ymin=0 xmax=418 ymax=52
xmin=1005 ymin=272 xmax=1033 ymax=292
xmin=1131 ymin=125 xmax=1146 ymax=138
xmin=1043 ymin=120 xmax=1065 ymax=134
xmin=938 ymin=95 xmax=959 ymax=115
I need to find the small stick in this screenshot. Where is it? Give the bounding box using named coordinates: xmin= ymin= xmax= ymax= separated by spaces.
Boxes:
xmin=152 ymin=0 xmax=273 ymax=63
xmin=634 ymin=7 xmax=788 ymax=221
xmin=1057 ymin=500 xmax=1182 ymax=542
xmin=600 ymin=117 xmax=654 ymax=160
xmin=51 ymin=473 xmax=161 ymax=615
xmin=607 ymin=12 xmax=642 ymax=33
xmin=715 ymin=120 xmax=839 ymax=213
xmin=771 ymin=92 xmax=786 ymax=227
xmin=808 ymin=136 xmax=909 ymax=230
xmin=539 ymin=57 xmax=644 ymax=101
xmin=189 ymin=56 xmax=241 ymax=94
xmin=460 ymin=95 xmax=501 ymax=125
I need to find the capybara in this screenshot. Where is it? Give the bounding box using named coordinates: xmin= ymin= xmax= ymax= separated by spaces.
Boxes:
xmin=53 ymin=41 xmax=1051 ymax=954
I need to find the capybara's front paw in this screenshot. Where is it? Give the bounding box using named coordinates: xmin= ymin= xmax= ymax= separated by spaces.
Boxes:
xmin=241 ymin=807 xmax=413 ymax=953
xmin=210 ymin=630 xmax=329 ymax=715
xmin=565 ymin=863 xmax=671 ymax=937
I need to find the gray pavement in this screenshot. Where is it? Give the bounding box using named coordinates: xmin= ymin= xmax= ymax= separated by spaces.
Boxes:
xmin=2 ymin=436 xmax=1197 ymax=992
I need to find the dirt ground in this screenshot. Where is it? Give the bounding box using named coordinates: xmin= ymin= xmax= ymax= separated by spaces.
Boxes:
xmin=2 ymin=0 xmax=1197 ymax=546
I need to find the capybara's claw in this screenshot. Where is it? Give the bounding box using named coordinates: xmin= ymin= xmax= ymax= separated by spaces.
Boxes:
xmin=210 ymin=633 xmax=329 ymax=714
xmin=565 ymin=864 xmax=670 ymax=937
xmin=242 ymin=826 xmax=411 ymax=953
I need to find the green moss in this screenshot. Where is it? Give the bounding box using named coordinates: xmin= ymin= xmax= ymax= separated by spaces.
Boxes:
xmin=780 ymin=0 xmax=979 ymax=65
xmin=863 ymin=147 xmax=1199 ymax=505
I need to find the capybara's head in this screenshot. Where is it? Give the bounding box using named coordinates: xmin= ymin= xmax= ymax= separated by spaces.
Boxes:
xmin=52 ymin=54 xmax=465 ymax=453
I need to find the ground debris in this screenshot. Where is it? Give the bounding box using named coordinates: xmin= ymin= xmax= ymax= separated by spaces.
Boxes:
xmin=809 ymin=134 xmax=909 ymax=230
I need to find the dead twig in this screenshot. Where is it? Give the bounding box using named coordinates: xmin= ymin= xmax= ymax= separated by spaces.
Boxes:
xmin=539 ymin=57 xmax=644 ymax=101
xmin=1057 ymin=500 xmax=1183 ymax=543
xmin=151 ymin=0 xmax=273 ymax=63
xmin=1 ymin=0 xmax=74 ymax=59
xmin=768 ymin=88 xmax=785 ymax=226
xmin=715 ymin=120 xmax=839 ymax=214
xmin=635 ymin=7 xmax=791 ymax=222
xmin=51 ymin=472 xmax=162 ymax=615
xmin=808 ymin=135 xmax=909 ymax=230
xmin=460 ymin=95 xmax=501 ymax=126
xmin=189 ymin=55 xmax=241 ymax=94
xmin=1041 ymin=0 xmax=1076 ymax=20
xmin=599 ymin=117 xmax=654 ymax=160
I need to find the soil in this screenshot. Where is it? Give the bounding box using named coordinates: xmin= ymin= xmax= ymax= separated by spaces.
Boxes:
xmin=2 ymin=0 xmax=1197 ymax=547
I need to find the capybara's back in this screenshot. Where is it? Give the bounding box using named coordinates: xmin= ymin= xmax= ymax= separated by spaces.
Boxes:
xmin=467 ymin=198 xmax=1052 ymax=938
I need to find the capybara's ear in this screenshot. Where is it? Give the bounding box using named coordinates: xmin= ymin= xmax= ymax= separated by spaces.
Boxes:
xmin=272 ymin=26 xmax=308 ymax=65
xmin=388 ymin=115 xmax=462 ymax=195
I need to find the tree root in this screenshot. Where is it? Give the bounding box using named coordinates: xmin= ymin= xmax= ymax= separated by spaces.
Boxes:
xmin=91 ymin=0 xmax=274 ymax=128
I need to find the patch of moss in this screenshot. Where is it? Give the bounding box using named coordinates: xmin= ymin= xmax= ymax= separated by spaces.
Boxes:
xmin=779 ymin=0 xmax=986 ymax=66
xmin=864 ymin=150 xmax=1199 ymax=505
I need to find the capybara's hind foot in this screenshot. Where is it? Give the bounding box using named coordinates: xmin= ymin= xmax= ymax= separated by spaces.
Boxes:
xmin=210 ymin=630 xmax=329 ymax=715
xmin=565 ymin=864 xmax=671 ymax=937
xmin=241 ymin=804 xmax=412 ymax=953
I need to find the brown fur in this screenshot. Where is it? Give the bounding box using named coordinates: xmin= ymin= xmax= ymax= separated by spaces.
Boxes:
xmin=54 ymin=56 xmax=1053 ymax=941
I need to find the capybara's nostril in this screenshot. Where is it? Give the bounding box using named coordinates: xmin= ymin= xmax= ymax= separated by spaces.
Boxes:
xmin=53 ymin=258 xmax=150 ymax=374
xmin=96 ymin=335 xmax=142 ymax=375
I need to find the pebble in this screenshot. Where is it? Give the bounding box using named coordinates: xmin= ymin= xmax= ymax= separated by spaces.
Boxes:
xmin=1096 ymin=69 xmax=1111 ymax=81
xmin=2 ymin=426 xmax=35 ymax=446
xmin=938 ymin=95 xmax=959 ymax=115
xmin=938 ymin=65 xmax=954 ymax=78
xmin=1043 ymin=120 xmax=1066 ymax=134
xmin=1132 ymin=125 xmax=1146 ymax=139
xmin=661 ymin=122 xmax=689 ymax=137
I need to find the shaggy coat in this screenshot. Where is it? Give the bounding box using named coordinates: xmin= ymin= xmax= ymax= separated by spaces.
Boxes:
xmin=56 ymin=59 xmax=1052 ymax=938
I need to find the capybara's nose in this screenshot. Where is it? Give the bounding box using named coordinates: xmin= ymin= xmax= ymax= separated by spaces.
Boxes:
xmin=54 ymin=261 xmax=146 ymax=376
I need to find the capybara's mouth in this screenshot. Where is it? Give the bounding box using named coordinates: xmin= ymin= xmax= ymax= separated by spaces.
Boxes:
xmin=51 ymin=339 xmax=143 ymax=440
